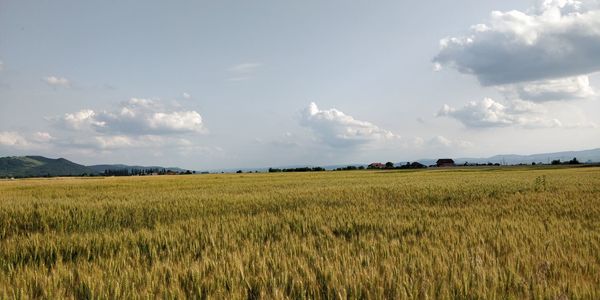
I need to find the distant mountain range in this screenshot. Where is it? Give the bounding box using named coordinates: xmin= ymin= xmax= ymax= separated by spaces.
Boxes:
xmin=215 ymin=148 xmax=600 ymax=172
xmin=414 ymin=148 xmax=600 ymax=166
xmin=1 ymin=148 xmax=599 ymax=178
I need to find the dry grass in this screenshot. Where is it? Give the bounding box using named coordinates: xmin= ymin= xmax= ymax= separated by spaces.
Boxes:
xmin=0 ymin=167 xmax=599 ymax=299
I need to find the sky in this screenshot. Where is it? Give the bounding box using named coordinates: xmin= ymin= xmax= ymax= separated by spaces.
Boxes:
xmin=1 ymin=0 xmax=599 ymax=170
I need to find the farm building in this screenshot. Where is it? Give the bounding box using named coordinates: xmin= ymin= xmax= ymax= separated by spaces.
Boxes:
xmin=368 ymin=163 xmax=386 ymax=169
xmin=436 ymin=159 xmax=455 ymax=167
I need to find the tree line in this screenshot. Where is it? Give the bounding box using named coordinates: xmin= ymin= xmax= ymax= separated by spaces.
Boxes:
xmin=103 ymin=168 xmax=194 ymax=176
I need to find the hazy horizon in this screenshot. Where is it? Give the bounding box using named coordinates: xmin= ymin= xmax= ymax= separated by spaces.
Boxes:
xmin=2 ymin=0 xmax=599 ymax=169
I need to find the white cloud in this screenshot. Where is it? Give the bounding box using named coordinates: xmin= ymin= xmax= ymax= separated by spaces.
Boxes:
xmin=433 ymin=1 xmax=600 ymax=85
xmin=301 ymin=102 xmax=397 ymax=147
xmin=33 ymin=132 xmax=54 ymax=142
xmin=182 ymin=92 xmax=191 ymax=99
xmin=0 ymin=60 xmax=4 ymax=71
xmin=43 ymin=76 xmax=70 ymax=88
xmin=0 ymin=131 xmax=58 ymax=150
xmin=437 ymin=98 xmax=562 ymax=128
xmin=56 ymin=98 xmax=205 ymax=135
xmin=0 ymin=131 xmax=29 ymax=147
xmin=47 ymin=98 xmax=207 ymax=151
xmin=148 ymin=111 xmax=203 ymax=133
xmin=59 ymin=109 xmax=106 ymax=130
xmin=500 ymin=75 xmax=596 ymax=102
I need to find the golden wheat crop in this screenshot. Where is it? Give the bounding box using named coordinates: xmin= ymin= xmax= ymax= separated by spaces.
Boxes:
xmin=0 ymin=166 xmax=599 ymax=299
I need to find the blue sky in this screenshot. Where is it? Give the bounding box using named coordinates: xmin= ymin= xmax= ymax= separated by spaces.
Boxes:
xmin=1 ymin=0 xmax=599 ymax=169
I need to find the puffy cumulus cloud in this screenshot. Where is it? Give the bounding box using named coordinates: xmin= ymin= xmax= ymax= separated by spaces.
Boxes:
xmin=437 ymin=98 xmax=562 ymax=128
xmin=500 ymin=75 xmax=596 ymax=102
xmin=433 ymin=0 xmax=600 ymax=85
xmin=56 ymin=98 xmax=205 ymax=135
xmin=43 ymin=76 xmax=70 ymax=88
xmin=0 ymin=131 xmax=30 ymax=147
xmin=148 ymin=111 xmax=203 ymax=133
xmin=59 ymin=109 xmax=106 ymax=130
xmin=534 ymin=0 xmax=600 ymax=14
xmin=301 ymin=102 xmax=397 ymax=148
xmin=46 ymin=98 xmax=208 ymax=151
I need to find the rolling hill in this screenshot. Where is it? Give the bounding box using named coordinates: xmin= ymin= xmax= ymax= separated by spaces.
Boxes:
xmin=0 ymin=156 xmax=96 ymax=178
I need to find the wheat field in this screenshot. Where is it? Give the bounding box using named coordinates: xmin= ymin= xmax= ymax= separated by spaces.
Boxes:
xmin=0 ymin=166 xmax=599 ymax=299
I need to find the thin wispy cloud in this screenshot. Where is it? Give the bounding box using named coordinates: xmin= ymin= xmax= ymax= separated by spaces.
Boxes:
xmin=499 ymin=76 xmax=596 ymax=103
xmin=227 ymin=62 xmax=262 ymax=81
xmin=436 ymin=98 xmax=562 ymax=129
xmin=43 ymin=76 xmax=70 ymax=88
xmin=0 ymin=131 xmax=29 ymax=147
xmin=0 ymin=131 xmax=54 ymax=150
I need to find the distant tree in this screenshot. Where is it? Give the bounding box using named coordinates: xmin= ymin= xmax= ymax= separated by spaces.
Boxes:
xmin=532 ymin=162 xmax=536 ymax=165
xmin=104 ymin=168 xmax=129 ymax=176
xmin=551 ymin=159 xmax=561 ymax=165
xmin=337 ymin=166 xmax=359 ymax=171
xmin=569 ymin=157 xmax=580 ymax=165
xmin=236 ymin=170 xmax=243 ymax=173
xmin=385 ymin=162 xmax=394 ymax=169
